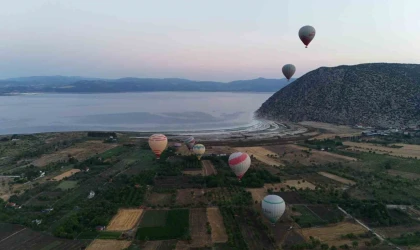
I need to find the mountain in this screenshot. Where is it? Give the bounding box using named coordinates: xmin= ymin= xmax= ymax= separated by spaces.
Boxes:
xmin=256 ymin=63 xmax=420 ymax=128
xmin=0 ymin=77 xmax=294 ymax=93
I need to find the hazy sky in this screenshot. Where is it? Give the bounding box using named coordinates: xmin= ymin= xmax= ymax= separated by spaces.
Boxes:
xmin=0 ymin=0 xmax=419 ymax=81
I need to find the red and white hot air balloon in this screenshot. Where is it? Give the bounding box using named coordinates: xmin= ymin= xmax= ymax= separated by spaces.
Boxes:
xmin=228 ymin=152 xmax=251 ymax=181
xmin=148 ymin=134 xmax=168 ymax=159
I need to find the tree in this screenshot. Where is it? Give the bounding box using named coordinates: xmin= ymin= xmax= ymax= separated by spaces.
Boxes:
xmin=321 ymin=243 xmax=329 ymax=250
xmin=352 ymin=241 xmax=358 ymax=249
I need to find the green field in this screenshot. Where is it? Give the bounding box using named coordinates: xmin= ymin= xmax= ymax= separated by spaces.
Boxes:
xmin=138 ymin=210 xmax=168 ymax=227
xmin=136 ymin=209 xmax=189 ymax=240
xmin=293 ymin=205 xmax=326 ymax=228
xmin=56 ymin=180 xmax=78 ymax=190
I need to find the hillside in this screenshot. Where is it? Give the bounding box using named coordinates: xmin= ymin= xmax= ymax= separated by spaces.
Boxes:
xmin=256 ymin=63 xmax=420 ymax=128
xmin=0 ymin=76 xmax=293 ymax=94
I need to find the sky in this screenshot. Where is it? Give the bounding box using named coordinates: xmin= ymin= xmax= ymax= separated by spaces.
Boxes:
xmin=0 ymin=0 xmax=419 ymax=82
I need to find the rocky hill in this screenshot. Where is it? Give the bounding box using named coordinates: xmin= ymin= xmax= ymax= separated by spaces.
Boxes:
xmin=256 ymin=63 xmax=420 ymax=128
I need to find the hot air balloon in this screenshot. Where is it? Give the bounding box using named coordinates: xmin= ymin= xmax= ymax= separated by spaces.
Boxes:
xmin=193 ymin=144 xmax=205 ymax=160
xmin=148 ymin=134 xmax=168 ymax=159
xmin=174 ymin=143 xmax=182 ymax=148
xmin=262 ymin=195 xmax=286 ymax=225
xmin=299 ymin=25 xmax=316 ymax=48
xmin=282 ymin=64 xmax=296 ymax=81
xmin=184 ymin=136 xmax=195 ymax=151
xmin=228 ymin=152 xmax=251 ymax=181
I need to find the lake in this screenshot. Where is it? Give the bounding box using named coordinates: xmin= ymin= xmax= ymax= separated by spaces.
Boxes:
xmin=0 ymin=92 xmax=273 ymax=135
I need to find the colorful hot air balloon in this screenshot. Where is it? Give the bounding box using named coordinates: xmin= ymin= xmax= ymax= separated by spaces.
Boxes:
xmin=262 ymin=195 xmax=286 ymax=225
xmin=184 ymin=136 xmax=195 ymax=151
xmin=228 ymin=152 xmax=251 ymax=180
xmin=174 ymin=143 xmax=182 ymax=148
xmin=148 ymin=134 xmax=168 ymax=159
xmin=299 ymin=25 xmax=316 ymax=48
xmin=193 ymin=144 xmax=205 ymax=160
xmin=282 ymin=64 xmax=296 ymax=81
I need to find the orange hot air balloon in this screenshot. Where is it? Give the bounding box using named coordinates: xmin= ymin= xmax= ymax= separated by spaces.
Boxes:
xmin=148 ymin=134 xmax=168 ymax=159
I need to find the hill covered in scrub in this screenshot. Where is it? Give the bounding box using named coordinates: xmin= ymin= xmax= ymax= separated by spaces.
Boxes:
xmin=256 ymin=63 xmax=420 ymax=128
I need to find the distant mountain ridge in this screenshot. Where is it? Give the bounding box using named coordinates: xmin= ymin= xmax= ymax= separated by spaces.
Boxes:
xmin=0 ymin=76 xmax=294 ymax=93
xmin=256 ymin=63 xmax=420 ymax=128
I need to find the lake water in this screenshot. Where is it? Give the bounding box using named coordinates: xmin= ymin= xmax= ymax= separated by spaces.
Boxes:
xmin=0 ymin=92 xmax=273 ymax=135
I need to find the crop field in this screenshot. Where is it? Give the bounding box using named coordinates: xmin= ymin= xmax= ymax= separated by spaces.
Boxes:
xmin=343 ymin=141 xmax=420 ymax=159
xmin=266 ymin=144 xmax=357 ymax=166
xmin=301 ymin=221 xmax=368 ymax=247
xmin=56 ymin=180 xmax=78 ymax=190
xmin=234 ymin=146 xmax=283 ymax=166
xmin=25 ymin=191 xmax=62 ymax=206
xmin=182 ymin=169 xmax=202 ymax=176
xmin=139 ymin=210 xmax=168 ymax=228
xmin=318 ymin=171 xmax=356 ymax=185
xmin=0 ymin=223 xmax=88 ymax=250
xmin=283 ymin=179 xmax=316 ymax=190
xmin=220 ymin=206 xmax=277 ymax=250
xmin=375 ymin=224 xmax=420 ymax=238
xmin=293 ymin=205 xmax=326 ymax=228
xmin=32 ymin=141 xmax=118 ymax=167
xmin=207 ymin=207 xmax=228 ymax=243
xmin=136 ymin=209 xmax=190 ymax=240
xmin=273 ymin=191 xmax=307 ymax=204
xmin=176 ymin=188 xmax=208 ymax=206
xmin=282 ymin=230 xmax=307 ymax=248
xmin=154 ymin=176 xmax=203 ymax=189
xmin=202 ymin=160 xmax=217 ymax=176
xmin=147 ymin=192 xmax=173 ymax=206
xmin=298 ymin=121 xmax=362 ymax=134
xmin=205 ymin=146 xmax=234 ymax=155
xmin=141 ymin=240 xmax=177 ymax=250
xmin=301 ymin=173 xmax=344 ymax=188
xmin=189 ymin=208 xmax=212 ymax=247
xmin=106 ymin=208 xmax=144 ymax=231
xmin=52 ymin=169 xmax=81 ymax=181
xmin=306 ymin=205 xmax=344 ymax=222
xmin=87 ymin=239 xmax=131 ymax=250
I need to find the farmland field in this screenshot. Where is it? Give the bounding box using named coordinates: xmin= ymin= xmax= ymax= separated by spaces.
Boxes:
xmin=343 ymin=141 xmax=420 ymax=159
xmin=147 ymin=192 xmax=173 ymax=206
xmin=301 ymin=221 xmax=368 ymax=247
xmin=273 ymin=192 xmax=307 ymax=204
xmin=189 ymin=208 xmax=212 ymax=247
xmin=32 ymin=141 xmax=118 ymax=167
xmin=176 ymin=188 xmax=208 ymax=206
xmin=202 ymin=160 xmax=217 ymax=176
xmin=318 ymin=171 xmax=356 ymax=185
xmin=182 ymin=169 xmax=202 ymax=176
xmin=0 ymin=223 xmax=88 ymax=250
xmin=206 ymin=207 xmax=228 ymax=243
xmin=233 ymin=146 xmax=283 ymax=166
xmin=56 ymin=180 xmax=78 ymax=190
xmin=293 ymin=205 xmax=326 ymax=228
xmin=52 ymin=169 xmax=81 ymax=181
xmin=137 ymin=209 xmax=190 ymax=240
xmin=154 ymin=176 xmax=203 ymax=189
xmin=106 ymin=208 xmax=144 ymax=231
xmin=87 ymin=239 xmax=131 ymax=250
xmin=266 ymin=144 xmax=357 ymax=166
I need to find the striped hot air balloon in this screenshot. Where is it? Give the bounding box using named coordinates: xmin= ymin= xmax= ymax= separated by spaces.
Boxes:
xmin=192 ymin=144 xmax=205 ymax=160
xmin=228 ymin=152 xmax=251 ymax=180
xmin=262 ymin=195 xmax=286 ymax=225
xmin=148 ymin=134 xmax=167 ymax=159
xmin=173 ymin=143 xmax=182 ymax=148
xmin=184 ymin=136 xmax=195 ymax=151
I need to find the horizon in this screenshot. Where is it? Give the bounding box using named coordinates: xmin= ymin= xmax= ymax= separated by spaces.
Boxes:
xmin=1 ymin=0 xmax=419 ymax=81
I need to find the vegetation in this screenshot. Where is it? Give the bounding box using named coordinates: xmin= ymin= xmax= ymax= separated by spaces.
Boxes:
xmin=136 ymin=209 xmax=190 ymax=240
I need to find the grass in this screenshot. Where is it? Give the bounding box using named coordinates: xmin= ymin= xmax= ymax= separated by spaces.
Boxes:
xmin=293 ymin=205 xmax=326 ymax=228
xmin=77 ymin=231 xmax=99 ymax=239
xmin=139 ymin=210 xmax=168 ymax=227
xmin=136 ymin=209 xmax=189 ymax=240
xmin=389 ymin=232 xmax=420 ymax=246
xmin=98 ymin=146 xmax=128 ymax=159
xmin=56 ymin=180 xmax=78 ymax=190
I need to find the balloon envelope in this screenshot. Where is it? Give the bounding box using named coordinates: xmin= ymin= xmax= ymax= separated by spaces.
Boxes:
xmin=282 ymin=64 xmax=296 ymax=80
xmin=149 ymin=134 xmax=168 ymax=159
xmin=184 ymin=136 xmax=195 ymax=150
xmin=262 ymin=195 xmax=286 ymax=224
xmin=298 ymin=25 xmax=316 ymax=48
xmin=228 ymin=152 xmax=251 ymax=180
xmin=192 ymin=144 xmax=205 ymax=160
